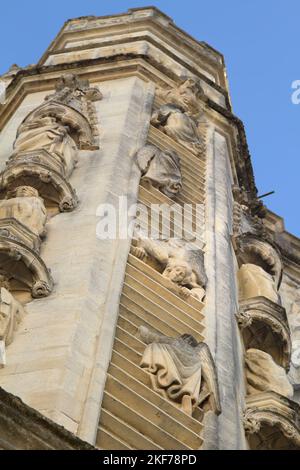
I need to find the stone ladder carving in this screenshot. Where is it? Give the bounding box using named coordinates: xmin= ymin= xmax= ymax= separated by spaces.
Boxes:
xmin=97 ymin=77 xmax=212 ymax=450
xmin=0 ymin=73 xmax=102 ymax=365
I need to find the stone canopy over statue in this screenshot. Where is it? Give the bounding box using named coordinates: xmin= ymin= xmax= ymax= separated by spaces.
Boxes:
xmin=138 ymin=326 xmax=221 ymax=416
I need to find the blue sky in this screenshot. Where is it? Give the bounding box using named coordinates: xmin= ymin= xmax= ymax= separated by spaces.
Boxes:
xmin=0 ymin=1 xmax=299 ymax=236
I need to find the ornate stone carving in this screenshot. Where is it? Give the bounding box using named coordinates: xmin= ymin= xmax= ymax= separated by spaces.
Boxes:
xmin=12 ymin=117 xmax=78 ymax=178
xmin=0 ymin=186 xmax=47 ymax=240
xmin=131 ymin=235 xmax=207 ymax=302
xmin=245 ymin=349 xmax=293 ymax=398
xmin=236 ymin=296 xmax=291 ymax=370
xmin=136 ymin=144 xmax=182 ymax=198
xmin=234 ymin=234 xmax=282 ymax=290
xmin=16 ymin=73 xmax=102 ymax=151
xmin=138 ymin=326 xmax=221 ymax=416
xmin=151 ymin=79 xmax=206 ymax=155
xmin=0 ymin=163 xmax=78 ymax=212
xmin=0 ymin=237 xmax=53 ymax=298
xmin=244 ymin=392 xmax=300 ymax=449
xmin=0 ymin=278 xmax=25 ymax=367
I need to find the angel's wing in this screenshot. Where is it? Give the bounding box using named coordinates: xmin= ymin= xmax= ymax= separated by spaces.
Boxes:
xmin=136 ymin=145 xmax=156 ymax=174
xmin=197 ymin=343 xmax=222 ymax=415
xmin=185 ymin=248 xmax=208 ymax=288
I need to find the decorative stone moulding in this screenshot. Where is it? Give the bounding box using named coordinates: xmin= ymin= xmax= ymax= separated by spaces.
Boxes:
xmin=0 ymin=162 xmax=78 ymax=212
xmin=138 ymin=326 xmax=221 ymax=418
xmin=0 ymin=236 xmax=53 ymax=298
xmin=233 ymin=233 xmax=283 ymax=290
xmin=236 ymin=296 xmax=291 ymax=370
xmin=244 ymin=392 xmax=300 ymax=450
xmin=22 ymin=72 xmax=102 ymax=150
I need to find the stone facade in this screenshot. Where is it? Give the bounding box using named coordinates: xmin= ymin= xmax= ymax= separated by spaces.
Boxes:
xmin=0 ymin=6 xmax=299 ymax=450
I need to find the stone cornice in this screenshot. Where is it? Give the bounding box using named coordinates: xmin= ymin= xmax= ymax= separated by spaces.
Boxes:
xmin=0 ymin=387 xmax=94 ymax=449
xmin=39 ymin=7 xmax=225 ymax=77
xmin=0 ymin=56 xmax=257 ymax=205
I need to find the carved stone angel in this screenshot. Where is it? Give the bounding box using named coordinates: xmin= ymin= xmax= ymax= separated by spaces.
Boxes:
xmin=151 ymin=79 xmax=205 ymax=154
xmin=131 ymin=234 xmax=207 ymax=302
xmin=138 ymin=326 xmax=221 ymax=416
xmin=0 ymin=277 xmax=25 ymax=367
xmin=136 ymin=144 xmax=182 ymax=198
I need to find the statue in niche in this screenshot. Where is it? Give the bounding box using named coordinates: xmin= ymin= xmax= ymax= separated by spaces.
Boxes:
xmin=131 ymin=234 xmax=207 ymax=302
xmin=137 ymin=326 xmax=221 ymax=416
xmin=0 ymin=186 xmax=47 ymax=238
xmin=238 ymin=263 xmax=280 ymax=304
xmin=245 ymin=348 xmax=293 ymax=398
xmin=136 ymin=144 xmax=182 ymax=198
xmin=13 ymin=116 xmax=78 ymax=178
xmin=0 ymin=276 xmax=25 ymax=367
xmin=151 ymin=79 xmax=205 ymax=153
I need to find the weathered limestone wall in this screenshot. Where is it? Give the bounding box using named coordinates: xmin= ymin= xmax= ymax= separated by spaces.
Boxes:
xmin=0 ymin=76 xmax=155 ymax=442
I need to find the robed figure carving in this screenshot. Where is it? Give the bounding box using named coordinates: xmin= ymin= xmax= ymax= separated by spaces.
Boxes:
xmin=136 ymin=144 xmax=182 ymax=198
xmin=138 ymin=326 xmax=221 ymax=417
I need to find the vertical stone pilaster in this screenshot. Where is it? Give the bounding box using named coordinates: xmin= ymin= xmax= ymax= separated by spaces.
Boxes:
xmin=203 ymin=129 xmax=247 ymax=449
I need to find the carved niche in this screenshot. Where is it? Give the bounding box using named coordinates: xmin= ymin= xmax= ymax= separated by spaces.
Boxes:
xmin=136 ymin=144 xmax=182 ymax=198
xmin=0 ymin=277 xmax=25 ymax=367
xmin=244 ymin=392 xmax=300 ymax=449
xmin=234 ymin=234 xmax=282 ymax=305
xmin=0 ymin=73 xmax=102 ymax=212
xmin=236 ymin=296 xmax=291 ymax=370
xmin=150 ymin=78 xmax=207 ymax=155
xmin=131 ymin=234 xmax=207 ymax=302
xmin=137 ymin=326 xmax=221 ymax=418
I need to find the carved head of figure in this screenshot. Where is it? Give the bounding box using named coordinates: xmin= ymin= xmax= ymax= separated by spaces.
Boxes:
xmin=180 ymin=333 xmax=199 ymax=348
xmin=177 ymin=78 xmax=204 ymax=114
xmin=162 ymin=259 xmax=192 ymax=285
xmin=7 ymin=186 xmax=39 ymax=199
